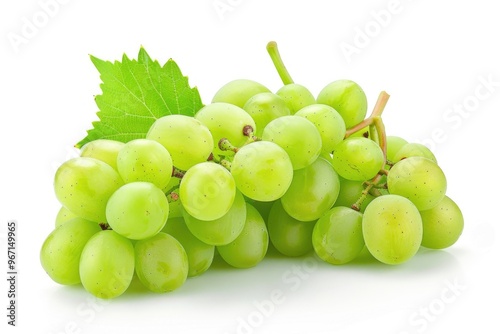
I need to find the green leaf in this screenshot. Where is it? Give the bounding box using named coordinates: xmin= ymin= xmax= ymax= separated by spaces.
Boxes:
xmin=76 ymin=47 xmax=203 ymax=148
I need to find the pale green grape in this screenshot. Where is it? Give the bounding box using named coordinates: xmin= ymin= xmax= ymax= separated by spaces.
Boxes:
xmin=179 ymin=162 xmax=236 ymax=221
xmin=349 ymin=126 xmax=371 ymax=138
xmin=54 ymin=157 xmax=123 ymax=222
xmin=393 ymin=142 xmax=437 ymax=164
xmin=134 ymin=232 xmax=188 ymax=293
xmin=312 ymin=206 xmax=364 ymax=265
xmin=146 ymin=114 xmax=213 ymax=171
xmin=40 ymin=218 xmax=101 ymax=285
xmin=217 ymin=203 xmax=269 ymax=268
xmin=80 ymin=139 xmax=125 ymax=170
xmin=106 ymin=182 xmax=169 ymax=240
xmin=244 ymin=197 xmax=275 ymax=223
xmin=281 ymin=157 xmax=340 ymax=221
xmin=195 ymin=102 xmax=256 ymax=156
xmin=276 ymin=83 xmax=316 ymax=114
xmin=262 ymin=115 xmax=322 ymax=170
xmin=167 ymin=196 xmax=183 ymax=219
xmin=387 ymin=156 xmax=446 ymax=211
xmin=55 ymin=206 xmax=79 ymax=228
xmin=162 ymin=217 xmax=215 ymax=277
xmin=420 ymin=196 xmax=464 ymax=249
xmin=332 ymin=137 xmax=385 ymax=181
xmin=212 ymin=79 xmax=271 ymax=108
xmin=316 ymin=79 xmax=368 ymax=128
xmin=79 ymin=230 xmax=135 ymax=299
xmin=183 ymin=190 xmax=246 ymax=246
xmin=242 ymin=92 xmax=290 ymax=137
xmin=231 ymin=141 xmax=293 ymax=202
xmin=295 ymin=103 xmax=346 ymax=153
xmin=267 ymin=201 xmax=315 ymax=257
xmin=116 ymin=139 xmax=172 ymax=189
xmin=333 ymin=177 xmax=375 ymax=212
xmin=386 ymin=136 xmax=408 ymax=162
xmin=362 ymin=195 xmax=423 ymax=265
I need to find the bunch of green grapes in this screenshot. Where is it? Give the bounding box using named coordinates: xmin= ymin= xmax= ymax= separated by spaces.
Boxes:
xmin=41 ymin=41 xmax=465 ymax=300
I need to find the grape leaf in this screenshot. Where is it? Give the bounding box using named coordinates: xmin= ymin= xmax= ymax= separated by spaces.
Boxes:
xmin=76 ymin=47 xmax=203 ymax=148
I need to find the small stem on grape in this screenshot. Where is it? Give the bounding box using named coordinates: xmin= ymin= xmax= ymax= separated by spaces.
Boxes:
xmin=266 ymin=41 xmax=294 ymax=85
xmin=166 ymin=191 xmax=179 ymax=203
xmin=218 ymin=138 xmax=239 ymax=153
xmin=99 ymin=222 xmax=111 ymax=230
xmin=243 ymin=125 xmax=261 ymax=143
xmin=172 ymin=167 xmax=185 ymax=179
xmin=378 ymin=168 xmax=389 ymax=176
xmin=219 ymin=159 xmax=232 ymax=171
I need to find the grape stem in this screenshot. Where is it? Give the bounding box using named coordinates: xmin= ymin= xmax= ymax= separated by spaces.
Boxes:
xmin=172 ymin=167 xmax=185 ymax=179
xmin=345 ymin=91 xmax=390 ymax=160
xmin=219 ymin=159 xmax=232 ymax=171
xmin=167 ymin=191 xmax=179 ymax=203
xmin=266 ymin=41 xmax=294 ymax=85
xmin=218 ymin=138 xmax=239 ymax=153
xmin=352 ymin=174 xmax=384 ymax=211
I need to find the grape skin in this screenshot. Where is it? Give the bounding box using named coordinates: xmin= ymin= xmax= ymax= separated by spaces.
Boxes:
xmin=231 ymin=141 xmax=293 ymax=202
xmin=387 ymin=156 xmax=446 ymax=211
xmin=362 ymin=195 xmax=423 ymax=265
xmin=79 ymin=230 xmax=135 ymax=299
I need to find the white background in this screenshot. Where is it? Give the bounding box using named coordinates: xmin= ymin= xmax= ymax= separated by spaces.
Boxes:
xmin=1 ymin=0 xmax=499 ymax=333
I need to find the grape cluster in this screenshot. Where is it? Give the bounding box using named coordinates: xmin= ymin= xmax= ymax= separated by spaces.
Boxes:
xmin=40 ymin=42 xmax=464 ymax=299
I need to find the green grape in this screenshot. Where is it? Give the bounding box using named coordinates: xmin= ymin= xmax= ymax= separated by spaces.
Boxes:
xmin=242 ymin=92 xmax=290 ymax=137
xmin=162 ymin=175 xmax=180 ymax=193
xmin=212 ymin=79 xmax=271 ymax=108
xmin=217 ymin=203 xmax=269 ymax=268
xmin=167 ymin=196 xmax=183 ymax=219
xmin=116 ymin=139 xmax=173 ymax=189
xmin=386 ymin=136 xmax=408 ymax=162
xmin=55 ymin=206 xmax=79 ymax=228
xmin=244 ymin=197 xmax=275 ymax=223
xmin=80 ymin=139 xmax=125 ymax=170
xmin=387 ymin=156 xmax=446 ymax=211
xmin=40 ymin=218 xmax=101 ymax=285
xmin=362 ymin=195 xmax=423 ymax=265
xmin=162 ymin=217 xmax=215 ymax=277
xmin=312 ymin=206 xmax=364 ymax=265
xmin=106 ymin=182 xmax=169 ymax=240
xmin=276 ymin=83 xmax=316 ymax=114
xmin=183 ymin=190 xmax=246 ymax=246
xmin=420 ymin=196 xmax=464 ymax=249
xmin=54 ymin=157 xmax=123 ymax=222
xmin=179 ymin=162 xmax=236 ymax=221
xmin=146 ymin=114 xmax=213 ymax=171
xmin=79 ymin=230 xmax=135 ymax=299
xmin=393 ymin=142 xmax=437 ymax=164
xmin=231 ymin=141 xmax=293 ymax=202
xmin=262 ymin=115 xmax=322 ymax=170
xmin=332 ymin=137 xmax=385 ymax=181
xmin=195 ymin=102 xmax=256 ymax=156
xmin=267 ymin=201 xmax=315 ymax=257
xmin=333 ymin=177 xmax=375 ymax=212
xmin=316 ymin=79 xmax=368 ymax=129
xmin=295 ymin=103 xmax=346 ymax=153
xmin=134 ymin=232 xmax=188 ymax=293
xmin=281 ymin=157 xmax=340 ymax=221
